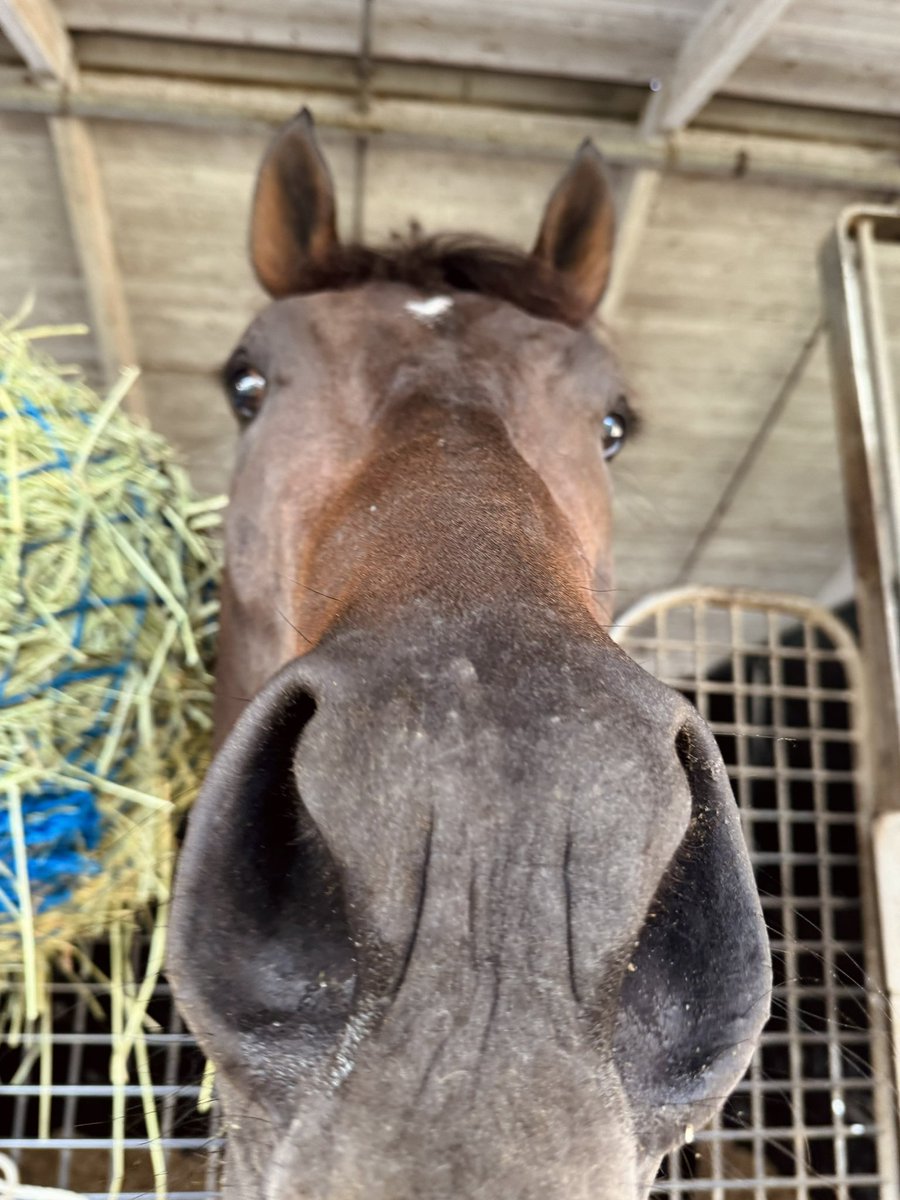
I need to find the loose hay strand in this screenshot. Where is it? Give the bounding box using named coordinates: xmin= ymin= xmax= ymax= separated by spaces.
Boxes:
xmin=115 ymin=895 xmax=170 ymax=1072
xmin=197 ymin=1059 xmax=217 ymax=1117
xmin=38 ymin=1004 xmax=51 ymax=1141
xmin=73 ymin=367 xmax=141 ymax=472
xmin=109 ymin=923 xmax=126 ymax=1200
xmin=7 ymin=783 xmax=39 ymax=1023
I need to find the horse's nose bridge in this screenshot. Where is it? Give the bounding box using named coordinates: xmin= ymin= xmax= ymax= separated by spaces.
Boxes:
xmin=289 ymin=632 xmax=703 ymax=1013
xmin=375 ymin=790 xmax=578 ymax=1022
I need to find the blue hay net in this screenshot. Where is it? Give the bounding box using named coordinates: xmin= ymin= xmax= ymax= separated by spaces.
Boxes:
xmin=0 ymin=786 xmax=102 ymax=912
xmin=0 ymin=391 xmax=155 ymax=916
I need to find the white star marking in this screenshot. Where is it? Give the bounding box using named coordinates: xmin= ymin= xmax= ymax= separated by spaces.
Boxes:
xmin=405 ymin=295 xmax=454 ymax=325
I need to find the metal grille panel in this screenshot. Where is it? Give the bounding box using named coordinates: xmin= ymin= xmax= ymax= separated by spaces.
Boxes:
xmin=617 ymin=587 xmax=899 ymax=1199
xmin=0 ymin=956 xmax=222 ymax=1198
xmin=1 ymin=586 xmax=897 ymax=1197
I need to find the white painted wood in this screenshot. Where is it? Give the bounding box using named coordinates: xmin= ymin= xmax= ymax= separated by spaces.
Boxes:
xmin=0 ymin=0 xmax=76 ymax=84
xmin=49 ymin=115 xmax=144 ymax=412
xmin=816 ymin=555 xmax=856 ymax=608
xmin=71 ymin=31 xmax=646 ymax=122
xmin=372 ymin=0 xmax=696 ymax=86
xmin=61 ymin=28 xmax=900 ymax=148
xmin=684 ymin=337 xmax=849 ymax=593
xmin=730 ymin=25 xmax=900 ymax=117
xmin=643 ymin=0 xmax=796 ymax=134
xmin=698 ymin=95 xmax=900 ymax=149
xmin=0 ymin=7 xmax=146 ymax=416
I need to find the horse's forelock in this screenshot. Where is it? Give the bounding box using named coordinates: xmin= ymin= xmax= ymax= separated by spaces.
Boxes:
xmin=284 ymin=234 xmax=587 ymax=326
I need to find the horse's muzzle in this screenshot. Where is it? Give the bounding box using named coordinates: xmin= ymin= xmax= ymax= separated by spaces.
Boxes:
xmin=167 ymin=620 xmax=771 ymax=1199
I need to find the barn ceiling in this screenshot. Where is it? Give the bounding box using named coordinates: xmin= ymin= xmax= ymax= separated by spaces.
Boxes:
xmin=2 ymin=0 xmax=898 ymax=610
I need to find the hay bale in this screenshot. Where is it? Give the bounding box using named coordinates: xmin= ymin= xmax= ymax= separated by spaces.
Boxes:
xmin=0 ymin=317 xmax=222 ymax=1195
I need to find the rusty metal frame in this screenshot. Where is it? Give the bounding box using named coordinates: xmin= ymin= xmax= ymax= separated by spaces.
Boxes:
xmin=821 ymin=211 xmax=900 ymax=1157
xmin=820 ymin=207 xmax=900 ymax=818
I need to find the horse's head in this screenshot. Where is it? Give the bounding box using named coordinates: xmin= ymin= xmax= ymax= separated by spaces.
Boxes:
xmin=168 ymin=111 xmax=770 ymax=1199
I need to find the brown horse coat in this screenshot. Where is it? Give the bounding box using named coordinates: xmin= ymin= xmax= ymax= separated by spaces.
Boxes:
xmin=168 ymin=111 xmax=770 ymax=1199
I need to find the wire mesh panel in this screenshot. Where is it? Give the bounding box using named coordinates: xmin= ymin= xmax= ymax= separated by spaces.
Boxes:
xmin=2 ymin=585 xmax=898 ymax=1197
xmin=0 ymin=950 xmax=222 ymax=1199
xmin=616 ymin=586 xmax=899 ymax=1199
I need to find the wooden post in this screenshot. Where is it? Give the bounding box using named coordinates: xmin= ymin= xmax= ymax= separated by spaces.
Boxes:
xmin=643 ymin=0 xmax=796 ymax=136
xmin=0 ymin=0 xmax=76 ymax=86
xmin=49 ymin=115 xmax=145 ymax=414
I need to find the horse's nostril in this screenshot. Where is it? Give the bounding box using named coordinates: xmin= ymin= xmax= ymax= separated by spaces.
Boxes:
xmin=673 ymin=710 xmax=732 ymax=812
xmin=230 ymin=686 xmax=319 ymax=902
xmin=614 ymin=702 xmax=771 ymax=1162
xmin=169 ymin=671 xmax=358 ymax=1081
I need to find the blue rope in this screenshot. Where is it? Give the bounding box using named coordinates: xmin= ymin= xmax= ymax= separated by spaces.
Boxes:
xmin=0 ymin=787 xmax=101 ymax=912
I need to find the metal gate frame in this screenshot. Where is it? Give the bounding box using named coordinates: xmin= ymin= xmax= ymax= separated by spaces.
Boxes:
xmin=616 ymin=585 xmax=900 ymax=1197
xmin=820 ymin=209 xmax=900 ymax=1115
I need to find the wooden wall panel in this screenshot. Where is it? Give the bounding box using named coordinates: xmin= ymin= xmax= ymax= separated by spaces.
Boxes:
xmin=686 ymin=338 xmax=849 ymax=594
xmin=362 ymin=137 xmax=622 ymax=246
xmin=609 ymin=174 xmax=862 ymax=606
xmin=140 ymin=368 xmax=238 ymax=496
xmin=0 ymin=113 xmax=98 ymax=373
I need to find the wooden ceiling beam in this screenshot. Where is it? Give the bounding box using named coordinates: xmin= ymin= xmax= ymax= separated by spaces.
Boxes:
xmin=1 ymin=66 xmax=900 ymax=194
xmin=0 ymin=0 xmax=76 ymax=85
xmin=643 ymin=0 xmax=795 ymax=136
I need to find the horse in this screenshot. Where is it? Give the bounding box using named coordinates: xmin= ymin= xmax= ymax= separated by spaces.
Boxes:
xmin=167 ymin=109 xmax=771 ymax=1200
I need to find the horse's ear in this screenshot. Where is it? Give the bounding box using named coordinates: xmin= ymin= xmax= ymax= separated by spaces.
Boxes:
xmin=532 ymin=140 xmax=615 ymax=322
xmin=250 ymin=108 xmax=339 ymax=297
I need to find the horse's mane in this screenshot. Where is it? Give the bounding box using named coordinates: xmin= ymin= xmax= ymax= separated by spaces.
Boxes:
xmin=291 ymin=234 xmax=585 ymax=326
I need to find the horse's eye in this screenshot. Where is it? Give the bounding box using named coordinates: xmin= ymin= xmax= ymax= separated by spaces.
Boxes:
xmin=601 ymin=411 xmax=627 ymax=461
xmin=228 ymin=366 xmax=267 ymax=421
